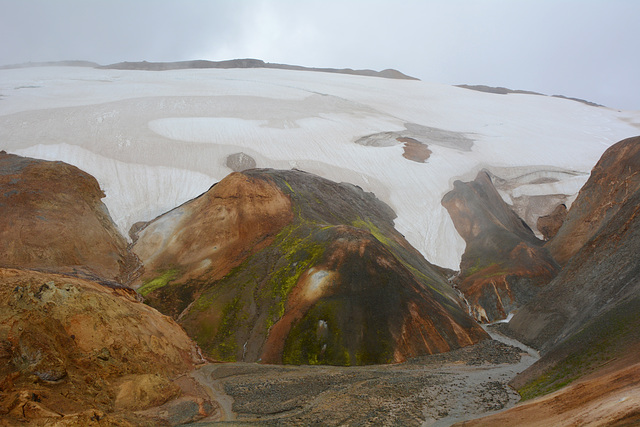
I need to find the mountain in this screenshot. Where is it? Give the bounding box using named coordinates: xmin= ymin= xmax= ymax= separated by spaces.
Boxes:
xmin=460 ymin=137 xmax=640 ymax=426
xmin=1 ymin=62 xmax=640 ymax=424
xmin=442 ymin=171 xmax=559 ymax=322
xmin=2 ymin=64 xmax=637 ymax=271
xmin=131 ymin=168 xmax=488 ymax=364
xmin=0 ymin=151 xmax=136 ymax=283
xmin=507 ymin=137 xmax=640 ymax=350
xmin=98 ymin=58 xmax=419 ymax=80
xmin=545 ymin=135 xmax=640 ymax=266
xmin=0 ymin=154 xmax=212 ymax=424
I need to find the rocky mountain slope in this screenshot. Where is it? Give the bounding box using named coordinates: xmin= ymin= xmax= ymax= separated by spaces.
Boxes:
xmin=442 ymin=171 xmax=559 ymax=322
xmin=461 ymin=136 xmax=640 ymax=426
xmin=1 ymin=62 xmax=640 ymax=425
xmin=508 ymin=136 xmax=640 ymax=351
xmin=0 ymin=268 xmax=207 ymax=425
xmin=0 ymin=153 xmax=218 ymax=424
xmin=545 ymin=135 xmax=640 ymax=265
xmin=131 ymin=168 xmax=488 ymax=365
xmin=0 ymin=151 xmax=135 ymax=283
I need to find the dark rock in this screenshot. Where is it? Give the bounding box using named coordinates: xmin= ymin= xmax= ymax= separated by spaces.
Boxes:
xmin=537 ymin=204 xmax=567 ymax=241
xmin=226 ymin=152 xmax=256 ymax=172
xmin=442 ymin=171 xmax=558 ymax=322
xmin=545 ymin=136 xmax=640 ymax=265
xmin=132 ymin=169 xmax=488 ymax=365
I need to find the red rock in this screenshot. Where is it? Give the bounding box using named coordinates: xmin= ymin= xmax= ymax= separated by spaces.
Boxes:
xmin=536 ymin=204 xmax=567 ymax=241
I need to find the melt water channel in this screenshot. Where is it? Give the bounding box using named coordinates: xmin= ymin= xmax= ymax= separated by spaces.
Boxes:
xmin=422 ymin=317 xmax=540 ymax=426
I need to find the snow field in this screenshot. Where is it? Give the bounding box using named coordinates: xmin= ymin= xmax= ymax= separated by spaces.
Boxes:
xmin=2 ymin=66 xmax=638 ymax=269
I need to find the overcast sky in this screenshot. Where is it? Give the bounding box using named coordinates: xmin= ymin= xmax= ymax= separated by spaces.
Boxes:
xmin=1 ymin=0 xmax=638 ymax=110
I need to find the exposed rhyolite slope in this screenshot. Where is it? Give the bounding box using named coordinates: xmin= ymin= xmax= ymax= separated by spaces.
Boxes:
xmin=545 ymin=135 xmax=640 ymax=265
xmin=0 ymin=268 xmax=205 ymax=424
xmin=0 ymin=151 xmax=136 ymax=283
xmin=131 ymin=169 xmax=488 ymax=365
xmin=461 ymin=138 xmax=640 ymax=426
xmin=508 ymin=137 xmax=640 ymax=351
xmin=442 ymin=171 xmax=559 ymax=322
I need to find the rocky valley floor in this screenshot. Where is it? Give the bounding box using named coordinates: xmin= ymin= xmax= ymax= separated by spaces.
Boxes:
xmin=180 ymin=329 xmax=537 ymax=426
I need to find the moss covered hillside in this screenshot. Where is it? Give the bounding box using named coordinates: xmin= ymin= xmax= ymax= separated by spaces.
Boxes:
xmin=131 ymin=169 xmax=488 ymax=365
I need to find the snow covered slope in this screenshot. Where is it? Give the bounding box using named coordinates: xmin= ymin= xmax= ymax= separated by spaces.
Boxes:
xmin=1 ymin=66 xmax=638 ymax=269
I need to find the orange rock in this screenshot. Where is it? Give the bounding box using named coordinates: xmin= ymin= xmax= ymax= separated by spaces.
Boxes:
xmin=0 ymin=152 xmax=134 ymax=282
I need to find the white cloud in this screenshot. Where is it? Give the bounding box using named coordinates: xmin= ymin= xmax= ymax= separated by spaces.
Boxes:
xmin=0 ymin=0 xmax=638 ymax=109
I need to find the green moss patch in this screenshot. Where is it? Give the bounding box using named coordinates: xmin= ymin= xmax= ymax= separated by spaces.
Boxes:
xmin=137 ymin=269 xmax=179 ymax=296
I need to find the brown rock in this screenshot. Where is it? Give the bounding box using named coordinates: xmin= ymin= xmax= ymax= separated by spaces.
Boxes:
xmin=398 ymin=137 xmax=432 ymax=162
xmin=114 ymin=374 xmax=181 ymax=411
xmin=0 ymin=152 xmax=135 ymax=282
xmin=0 ymin=268 xmax=202 ymax=422
xmin=132 ymin=171 xmax=294 ymax=289
xmin=545 ymin=136 xmax=640 ymax=265
xmin=508 ymin=139 xmax=640 ymax=352
xmin=537 ymin=204 xmax=567 ymax=241
xmin=442 ymin=171 xmax=559 ymax=322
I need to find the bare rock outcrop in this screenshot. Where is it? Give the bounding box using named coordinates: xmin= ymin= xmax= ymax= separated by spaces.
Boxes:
xmin=0 ymin=151 xmax=136 ymax=283
xmin=0 ymin=268 xmax=203 ymax=424
xmin=131 ymin=169 xmax=488 ymax=365
xmin=442 ymin=171 xmax=559 ymax=322
xmin=474 ymin=137 xmax=640 ymax=426
xmin=225 ymin=152 xmax=257 ymax=172
xmin=508 ymin=137 xmax=640 ymax=352
xmin=536 ymin=203 xmax=567 ymax=241
xmin=545 ymin=136 xmax=640 ymax=265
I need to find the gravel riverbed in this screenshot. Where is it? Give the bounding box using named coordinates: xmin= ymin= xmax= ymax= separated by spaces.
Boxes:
xmin=186 ymin=331 xmax=538 ymax=426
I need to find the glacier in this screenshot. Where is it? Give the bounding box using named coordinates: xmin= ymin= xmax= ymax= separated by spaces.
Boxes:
xmin=1 ymin=65 xmax=638 ymax=269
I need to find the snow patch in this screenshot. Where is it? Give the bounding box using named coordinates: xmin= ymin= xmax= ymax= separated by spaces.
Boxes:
xmin=3 ymin=66 xmax=639 ymax=269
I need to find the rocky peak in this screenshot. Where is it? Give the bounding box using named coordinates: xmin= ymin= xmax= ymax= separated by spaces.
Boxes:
xmin=132 ymin=168 xmax=488 ymax=364
xmin=545 ymin=136 xmax=640 ymax=265
xmin=0 ymin=152 xmax=135 ymax=283
xmin=442 ymin=170 xmax=559 ymax=322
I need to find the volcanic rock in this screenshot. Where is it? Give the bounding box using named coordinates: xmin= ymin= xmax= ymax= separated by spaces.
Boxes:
xmin=545 ymin=136 xmax=640 ymax=265
xmin=398 ymin=137 xmax=432 ymax=163
xmin=536 ymin=203 xmax=567 ymax=241
xmin=509 ymin=137 xmax=640 ymax=351
xmin=132 ymin=169 xmax=488 ymax=365
xmin=479 ymin=138 xmax=640 ymax=425
xmin=114 ymin=374 xmax=181 ymax=411
xmin=442 ymin=171 xmax=559 ymax=322
xmin=0 ymin=268 xmax=202 ymax=423
xmin=225 ymin=152 xmax=257 ymax=172
xmin=0 ymin=151 xmax=136 ymax=283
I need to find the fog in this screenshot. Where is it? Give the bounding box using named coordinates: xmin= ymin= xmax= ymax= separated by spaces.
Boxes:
xmin=1 ymin=0 xmax=638 ymax=109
